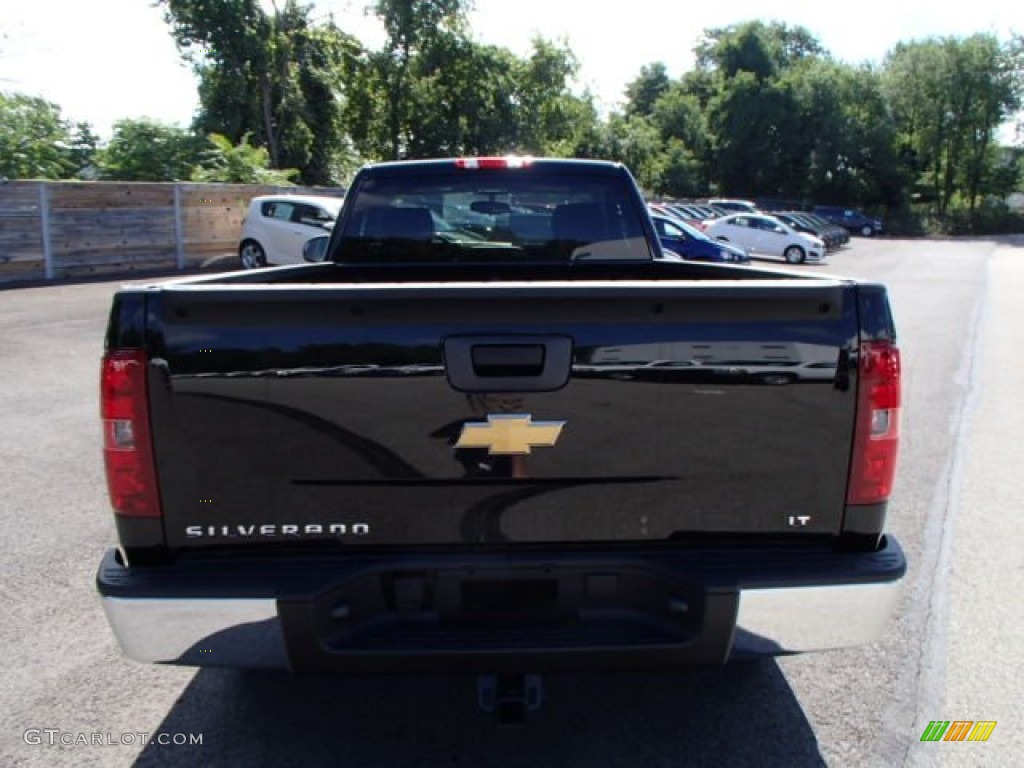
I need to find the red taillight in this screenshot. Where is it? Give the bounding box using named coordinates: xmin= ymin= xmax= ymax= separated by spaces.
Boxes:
xmin=847 ymin=341 xmax=901 ymax=505
xmin=455 ymin=156 xmax=533 ymax=169
xmin=101 ymin=350 xmax=161 ymax=518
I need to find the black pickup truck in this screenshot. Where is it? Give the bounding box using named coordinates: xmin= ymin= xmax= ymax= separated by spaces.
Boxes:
xmin=97 ymin=158 xmax=905 ymax=687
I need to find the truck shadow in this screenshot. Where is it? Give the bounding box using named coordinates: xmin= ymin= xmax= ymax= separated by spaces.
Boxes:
xmin=132 ymin=660 xmax=824 ymax=767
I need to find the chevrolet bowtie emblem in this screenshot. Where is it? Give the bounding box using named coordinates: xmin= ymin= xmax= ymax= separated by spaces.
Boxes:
xmin=455 ymin=414 xmax=566 ymax=455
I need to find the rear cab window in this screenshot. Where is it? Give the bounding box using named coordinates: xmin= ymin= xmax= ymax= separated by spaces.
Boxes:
xmin=334 ymin=162 xmax=654 ymax=264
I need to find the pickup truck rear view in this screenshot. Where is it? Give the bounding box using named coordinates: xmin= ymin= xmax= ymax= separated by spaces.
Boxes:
xmin=97 ymin=158 xmax=905 ymax=691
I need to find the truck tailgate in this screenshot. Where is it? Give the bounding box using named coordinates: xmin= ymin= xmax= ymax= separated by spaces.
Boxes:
xmin=143 ymin=280 xmax=859 ymax=549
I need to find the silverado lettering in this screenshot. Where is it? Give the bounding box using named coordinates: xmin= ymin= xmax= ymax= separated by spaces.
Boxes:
xmin=184 ymin=524 xmax=370 ymax=538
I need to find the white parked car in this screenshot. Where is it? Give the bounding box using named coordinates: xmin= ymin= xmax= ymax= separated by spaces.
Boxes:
xmin=239 ymin=194 xmax=344 ymax=268
xmin=702 ymin=213 xmax=826 ymax=264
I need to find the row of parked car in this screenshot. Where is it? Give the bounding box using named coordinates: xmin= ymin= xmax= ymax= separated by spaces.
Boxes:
xmin=235 ymin=191 xmax=884 ymax=270
xmin=647 ymin=198 xmax=884 ymax=265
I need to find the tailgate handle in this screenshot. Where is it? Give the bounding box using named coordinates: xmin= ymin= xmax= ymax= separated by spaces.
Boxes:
xmin=445 ymin=336 xmax=572 ymax=392
xmin=471 ymin=344 xmax=545 ymax=377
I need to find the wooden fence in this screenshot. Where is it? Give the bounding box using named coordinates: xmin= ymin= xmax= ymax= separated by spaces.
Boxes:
xmin=0 ymin=181 xmax=345 ymax=284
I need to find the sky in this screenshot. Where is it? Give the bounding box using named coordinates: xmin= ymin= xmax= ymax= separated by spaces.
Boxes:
xmin=1 ymin=0 xmax=1021 ymax=140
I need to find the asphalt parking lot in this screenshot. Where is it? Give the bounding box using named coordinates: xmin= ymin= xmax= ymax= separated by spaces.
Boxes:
xmin=1 ymin=236 xmax=1021 ymax=767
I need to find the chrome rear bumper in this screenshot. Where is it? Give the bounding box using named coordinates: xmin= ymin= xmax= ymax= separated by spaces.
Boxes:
xmin=99 ymin=539 xmax=905 ymax=669
xmin=733 ymin=580 xmax=901 ymax=654
xmin=101 ymin=596 xmax=286 ymax=668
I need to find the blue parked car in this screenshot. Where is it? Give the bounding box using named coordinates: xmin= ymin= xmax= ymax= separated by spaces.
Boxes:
xmin=650 ymin=213 xmax=751 ymax=263
xmin=812 ymin=206 xmax=884 ymax=237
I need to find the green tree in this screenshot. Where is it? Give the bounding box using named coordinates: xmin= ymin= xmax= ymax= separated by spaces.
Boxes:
xmin=706 ymin=72 xmax=802 ymax=196
xmin=950 ymin=35 xmax=1023 ymax=213
xmin=685 ymin=21 xmax=834 ymax=198
xmin=341 ymin=48 xmax=390 ymax=161
xmin=696 ymin=21 xmax=824 ymax=82
xmin=404 ymin=36 xmax=519 ymax=157
xmin=290 ymin=23 xmax=364 ymax=183
xmin=838 ymin=65 xmax=904 ymax=207
xmin=649 ymin=83 xmax=711 ymax=191
xmin=371 ymin=0 xmax=472 ymax=159
xmin=598 ymin=114 xmax=665 ymax=193
xmin=989 ymin=146 xmax=1022 ymax=198
xmin=0 ymin=92 xmax=80 ymax=179
xmin=884 ymin=34 xmax=1024 ymax=215
xmin=68 ymin=122 xmax=100 ymax=179
xmin=659 ymin=139 xmax=705 ymax=197
xmin=651 ymin=84 xmax=704 ymax=149
xmin=191 ymin=132 xmax=299 ymax=183
xmin=624 ymin=62 xmax=671 ymax=118
xmin=661 ymin=20 xmax=907 ymax=206
xmin=346 ymin=24 xmax=591 ymax=162
xmin=538 ymin=90 xmax=603 ymax=158
xmin=778 ymin=60 xmax=902 ymax=206
xmin=96 ymin=119 xmax=202 ymax=181
xmin=159 ymin=0 xmax=359 ymax=184
xmin=513 ymin=38 xmax=584 ymax=153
